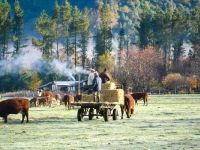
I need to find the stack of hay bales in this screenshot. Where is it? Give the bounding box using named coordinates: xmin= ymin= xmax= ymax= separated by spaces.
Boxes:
xmin=81 ymin=82 xmax=124 ymax=105
xmin=101 ymin=82 xmax=124 ymax=104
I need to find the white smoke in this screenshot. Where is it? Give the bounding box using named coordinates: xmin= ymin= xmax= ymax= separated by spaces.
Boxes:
xmin=0 ymin=45 xmax=90 ymax=80
xmin=112 ymin=36 xmax=119 ymax=53
xmin=86 ymin=37 xmax=96 ymax=61
xmin=51 ymin=59 xmax=76 ymax=81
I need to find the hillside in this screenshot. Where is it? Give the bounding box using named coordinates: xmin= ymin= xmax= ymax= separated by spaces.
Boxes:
xmin=6 ymin=0 xmax=199 ymax=36
xmin=8 ymin=0 xmax=199 ymax=22
xmin=8 ymin=0 xmax=97 ymax=21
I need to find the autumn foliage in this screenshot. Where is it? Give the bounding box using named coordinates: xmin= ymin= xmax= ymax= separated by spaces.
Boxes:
xmin=187 ymin=75 xmax=199 ymax=90
xmin=162 ymin=73 xmax=186 ymax=92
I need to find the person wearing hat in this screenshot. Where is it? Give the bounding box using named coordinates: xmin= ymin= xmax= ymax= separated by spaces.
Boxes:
xmin=90 ymin=71 xmax=102 ymax=102
xmin=84 ymin=68 xmax=95 ymax=93
xmin=87 ymin=68 xmax=95 ymax=86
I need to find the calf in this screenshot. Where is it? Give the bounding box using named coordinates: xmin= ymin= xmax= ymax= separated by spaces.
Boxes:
xmin=130 ymin=92 xmax=148 ymax=106
xmin=74 ymin=94 xmax=82 ymax=102
xmin=30 ymin=97 xmax=37 ymax=107
xmin=54 ymin=93 xmax=62 ymax=105
xmin=37 ymin=97 xmax=47 ymax=106
xmin=62 ymin=94 xmax=74 ymax=110
xmin=42 ymin=91 xmax=53 ymax=107
xmin=0 ymin=98 xmax=30 ymax=123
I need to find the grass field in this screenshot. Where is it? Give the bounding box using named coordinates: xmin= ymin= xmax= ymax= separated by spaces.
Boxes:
xmin=0 ymin=94 xmax=200 ymax=150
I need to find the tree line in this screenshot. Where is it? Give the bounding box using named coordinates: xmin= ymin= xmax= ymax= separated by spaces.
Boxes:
xmin=0 ymin=0 xmax=200 ymax=93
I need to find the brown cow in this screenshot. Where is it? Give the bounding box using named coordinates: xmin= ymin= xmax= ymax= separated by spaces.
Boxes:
xmin=62 ymin=94 xmax=74 ymax=110
xmin=74 ymin=93 xmax=82 ymax=102
xmin=124 ymin=94 xmax=135 ymax=118
xmin=54 ymin=93 xmax=62 ymax=105
xmin=37 ymin=97 xmax=47 ymax=106
xmin=42 ymin=90 xmax=53 ymax=107
xmin=130 ymin=92 xmax=148 ymax=106
xmin=0 ymin=98 xmax=29 ymax=123
xmin=30 ymin=97 xmax=37 ymax=107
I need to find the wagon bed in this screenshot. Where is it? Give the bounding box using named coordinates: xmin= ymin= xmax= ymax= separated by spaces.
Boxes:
xmin=72 ymin=101 xmax=123 ymax=122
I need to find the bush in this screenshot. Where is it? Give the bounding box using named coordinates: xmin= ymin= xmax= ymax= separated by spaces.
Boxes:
xmin=162 ymin=73 xmax=186 ymax=93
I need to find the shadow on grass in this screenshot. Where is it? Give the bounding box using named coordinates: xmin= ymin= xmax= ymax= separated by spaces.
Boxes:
xmin=29 ymin=116 xmax=77 ymax=124
xmin=0 ymin=116 xmax=77 ymax=125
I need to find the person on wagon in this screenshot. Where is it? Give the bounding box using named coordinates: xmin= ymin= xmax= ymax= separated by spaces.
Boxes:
xmin=99 ymin=68 xmax=111 ymax=84
xmin=90 ymin=71 xmax=102 ymax=102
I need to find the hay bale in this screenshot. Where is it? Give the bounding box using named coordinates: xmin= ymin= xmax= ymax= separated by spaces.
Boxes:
xmin=81 ymin=94 xmax=104 ymax=102
xmin=81 ymin=94 xmax=94 ymax=102
xmin=102 ymin=82 xmax=116 ymax=90
xmin=101 ymin=89 xmax=124 ymax=104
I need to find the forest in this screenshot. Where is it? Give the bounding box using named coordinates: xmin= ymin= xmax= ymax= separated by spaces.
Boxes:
xmin=0 ymin=0 xmax=200 ymax=93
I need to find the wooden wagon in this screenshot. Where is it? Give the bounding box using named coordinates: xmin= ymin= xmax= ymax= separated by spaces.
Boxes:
xmin=72 ymin=89 xmax=124 ymax=122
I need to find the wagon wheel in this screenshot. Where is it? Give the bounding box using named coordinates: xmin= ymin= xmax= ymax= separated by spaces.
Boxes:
xmin=103 ymin=108 xmax=110 ymax=122
xmin=112 ymin=109 xmax=118 ymax=120
xmin=77 ymin=108 xmax=84 ymax=121
xmin=89 ymin=108 xmax=94 ymax=120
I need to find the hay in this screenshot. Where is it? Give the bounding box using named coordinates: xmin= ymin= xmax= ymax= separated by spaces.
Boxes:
xmin=81 ymin=93 xmax=104 ymax=102
xmin=101 ymin=89 xmax=124 ymax=104
xmin=81 ymin=94 xmax=94 ymax=102
xmin=102 ymin=82 xmax=116 ymax=90
xmin=81 ymin=87 xmax=124 ymax=105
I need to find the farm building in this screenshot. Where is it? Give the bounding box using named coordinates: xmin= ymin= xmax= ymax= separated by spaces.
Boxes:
xmin=39 ymin=80 xmax=87 ymax=93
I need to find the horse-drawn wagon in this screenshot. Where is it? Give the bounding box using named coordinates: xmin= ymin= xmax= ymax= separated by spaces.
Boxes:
xmin=73 ymin=82 xmax=124 ymax=122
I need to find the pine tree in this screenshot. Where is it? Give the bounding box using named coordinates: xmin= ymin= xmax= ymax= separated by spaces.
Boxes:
xmin=171 ymin=8 xmax=188 ymax=65
xmin=0 ymin=1 xmax=11 ymax=60
xmin=12 ymin=0 xmax=24 ymax=55
xmin=190 ymin=7 xmax=200 ymax=77
xmin=152 ymin=7 xmax=174 ymax=74
xmin=34 ymin=10 xmax=53 ymax=58
xmin=60 ymin=0 xmax=72 ymax=56
xmin=70 ymin=6 xmax=81 ymax=68
xmin=80 ymin=8 xmax=90 ymax=68
xmin=96 ymin=4 xmax=113 ymax=57
xmin=118 ymin=0 xmax=140 ymax=54
xmin=137 ymin=2 xmax=153 ymax=49
xmin=52 ymin=0 xmax=61 ymax=59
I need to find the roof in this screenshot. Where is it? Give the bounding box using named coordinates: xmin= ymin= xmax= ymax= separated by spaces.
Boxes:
xmin=39 ymin=80 xmax=87 ymax=88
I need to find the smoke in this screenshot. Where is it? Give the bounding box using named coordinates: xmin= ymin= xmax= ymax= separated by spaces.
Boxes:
xmin=86 ymin=36 xmax=119 ymax=60
xmin=0 ymin=49 xmax=42 ymax=76
xmin=0 ymin=46 xmax=90 ymax=81
xmin=111 ymin=36 xmax=119 ymax=61
xmin=86 ymin=37 xmax=96 ymax=61
xmin=112 ymin=36 xmax=119 ymax=53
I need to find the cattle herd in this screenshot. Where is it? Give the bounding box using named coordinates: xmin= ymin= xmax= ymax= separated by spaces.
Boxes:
xmin=0 ymin=89 xmax=148 ymax=123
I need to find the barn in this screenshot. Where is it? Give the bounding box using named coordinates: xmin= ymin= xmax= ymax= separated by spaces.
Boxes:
xmin=39 ymin=80 xmax=87 ymax=93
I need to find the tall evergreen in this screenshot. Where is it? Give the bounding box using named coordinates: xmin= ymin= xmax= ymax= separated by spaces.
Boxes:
xmin=12 ymin=0 xmax=24 ymax=55
xmin=119 ymin=0 xmax=140 ymax=53
xmin=137 ymin=3 xmax=153 ymax=49
xmin=60 ymin=0 xmax=72 ymax=56
xmin=80 ymin=8 xmax=90 ymax=68
xmin=152 ymin=6 xmax=165 ymax=49
xmin=96 ymin=4 xmax=113 ymax=57
xmin=34 ymin=10 xmax=53 ymax=58
xmin=171 ymin=8 xmax=188 ymax=65
xmin=190 ymin=7 xmax=200 ymax=77
xmin=70 ymin=6 xmax=81 ymax=68
xmin=152 ymin=8 xmax=174 ymax=73
xmin=52 ymin=0 xmax=61 ymax=59
xmin=0 ymin=1 xmax=11 ymax=60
